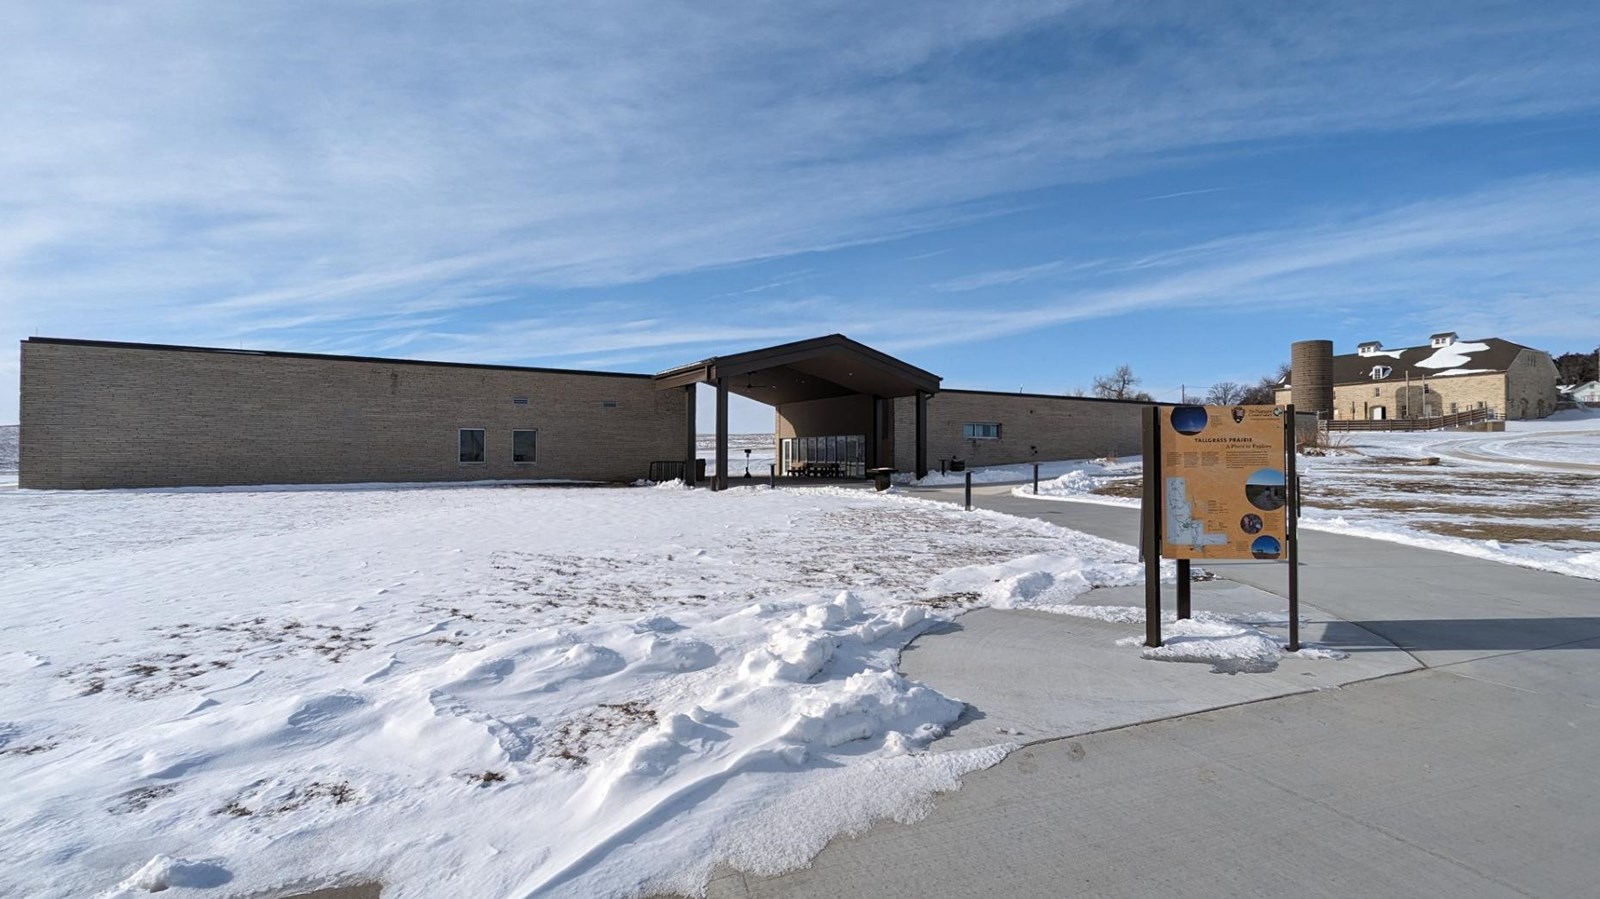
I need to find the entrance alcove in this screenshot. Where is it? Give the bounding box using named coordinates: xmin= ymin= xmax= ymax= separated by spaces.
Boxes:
xmin=656 ymin=335 xmax=941 ymax=489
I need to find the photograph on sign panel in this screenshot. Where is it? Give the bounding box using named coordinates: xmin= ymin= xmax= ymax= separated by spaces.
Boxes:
xmin=1170 ymin=405 xmax=1209 ymax=435
xmin=1251 ymin=535 xmax=1283 ymax=559
xmin=1240 ymin=513 xmax=1263 ymax=534
xmin=1245 ymin=467 xmax=1286 ymax=511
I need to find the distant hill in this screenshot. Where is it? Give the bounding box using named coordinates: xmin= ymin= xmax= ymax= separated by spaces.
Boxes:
xmin=0 ymin=425 xmax=16 ymax=474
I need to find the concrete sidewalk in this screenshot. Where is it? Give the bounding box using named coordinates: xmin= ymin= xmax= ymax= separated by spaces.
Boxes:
xmin=711 ymin=485 xmax=1600 ymax=898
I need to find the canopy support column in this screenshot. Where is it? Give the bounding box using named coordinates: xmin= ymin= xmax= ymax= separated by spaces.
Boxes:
xmin=915 ymin=390 xmax=929 ymax=479
xmin=683 ymin=385 xmax=697 ymax=486
xmin=869 ymin=396 xmax=885 ymax=471
xmin=715 ymin=377 xmax=729 ymax=491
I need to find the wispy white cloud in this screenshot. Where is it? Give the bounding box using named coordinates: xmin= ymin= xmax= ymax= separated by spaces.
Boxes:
xmin=934 ymin=261 xmax=1067 ymax=292
xmin=4 ymin=3 xmax=1597 ymax=321
xmin=3 ymin=1 xmax=1600 ymax=420
xmin=870 ymin=174 xmax=1600 ymax=353
xmin=1140 ymin=186 xmax=1242 ymax=202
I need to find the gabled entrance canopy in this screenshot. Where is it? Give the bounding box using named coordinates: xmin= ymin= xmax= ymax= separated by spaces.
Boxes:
xmin=655 ymin=334 xmax=942 ymax=488
xmin=655 ymin=334 xmax=941 ymax=404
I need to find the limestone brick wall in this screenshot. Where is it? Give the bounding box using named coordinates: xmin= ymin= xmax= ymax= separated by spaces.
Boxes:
xmin=1327 ymin=373 xmax=1506 ymax=421
xmin=891 ymin=390 xmax=1144 ymax=471
xmin=1504 ymin=349 xmax=1560 ymax=419
xmin=19 ymin=340 xmax=686 ymax=489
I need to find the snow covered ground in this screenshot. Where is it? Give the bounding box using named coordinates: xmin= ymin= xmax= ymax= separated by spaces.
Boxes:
xmin=904 ymin=456 xmax=1139 ymax=488
xmin=1015 ymin=410 xmax=1600 ymax=581
xmin=696 ymin=433 xmax=776 ymax=478
xmin=1 ymin=481 xmax=1163 ymax=898
xmin=0 ymin=424 xmax=18 ymax=486
xmin=1295 ymin=411 xmax=1600 ymax=579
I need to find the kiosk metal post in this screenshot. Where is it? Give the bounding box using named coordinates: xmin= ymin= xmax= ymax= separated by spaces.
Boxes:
xmin=1285 ymin=404 xmax=1301 ymax=652
xmin=1176 ymin=559 xmax=1191 ymax=620
xmin=1141 ymin=405 xmax=1163 ymax=648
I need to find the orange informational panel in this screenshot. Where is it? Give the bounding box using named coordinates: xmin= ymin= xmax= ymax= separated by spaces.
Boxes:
xmin=1159 ymin=404 xmax=1288 ymax=560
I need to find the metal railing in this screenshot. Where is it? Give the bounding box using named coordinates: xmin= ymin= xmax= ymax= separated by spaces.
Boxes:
xmin=648 ymin=460 xmax=705 ymax=482
xmin=1325 ymin=408 xmax=1491 ymax=432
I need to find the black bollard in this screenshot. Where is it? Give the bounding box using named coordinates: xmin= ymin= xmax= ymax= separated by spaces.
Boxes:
xmin=965 ymin=470 xmax=972 ymax=511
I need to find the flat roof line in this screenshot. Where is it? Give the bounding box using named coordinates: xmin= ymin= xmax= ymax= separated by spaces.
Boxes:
xmin=22 ymin=337 xmax=655 ymax=380
xmin=940 ymin=388 xmax=1166 ymax=406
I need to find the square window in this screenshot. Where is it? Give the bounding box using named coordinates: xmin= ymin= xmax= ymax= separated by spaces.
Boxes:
xmin=512 ymin=429 xmax=537 ymax=464
xmin=459 ymin=428 xmax=486 ymax=463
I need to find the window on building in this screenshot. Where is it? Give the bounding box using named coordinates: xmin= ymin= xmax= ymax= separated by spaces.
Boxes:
xmin=459 ymin=428 xmax=486 ymax=463
xmin=512 ymin=429 xmax=537 ymax=464
xmin=1450 ymin=403 xmax=1458 ymax=413
xmin=1369 ymin=365 xmax=1392 ymax=380
xmin=963 ymin=422 xmax=1001 ymax=440
xmin=1373 ymin=387 xmax=1380 ymax=396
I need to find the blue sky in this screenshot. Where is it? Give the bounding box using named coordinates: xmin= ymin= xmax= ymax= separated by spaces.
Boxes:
xmin=3 ymin=1 xmax=1598 ymax=429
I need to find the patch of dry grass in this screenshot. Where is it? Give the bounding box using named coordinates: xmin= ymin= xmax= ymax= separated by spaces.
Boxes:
xmin=1411 ymin=521 xmax=1600 ymax=543
xmin=538 ymin=701 xmax=660 ymax=767
xmin=1090 ymin=478 xmax=1142 ymax=499
xmin=1303 ymin=453 xmax=1600 ymax=546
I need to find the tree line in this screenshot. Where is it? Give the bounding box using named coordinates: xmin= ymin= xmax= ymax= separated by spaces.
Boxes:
xmin=1076 ymin=363 xmax=1287 ymax=405
xmin=1554 ymin=349 xmax=1599 ymax=385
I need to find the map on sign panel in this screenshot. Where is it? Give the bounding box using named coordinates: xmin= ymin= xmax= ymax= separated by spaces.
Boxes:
xmin=1165 ymin=477 xmax=1227 ymax=548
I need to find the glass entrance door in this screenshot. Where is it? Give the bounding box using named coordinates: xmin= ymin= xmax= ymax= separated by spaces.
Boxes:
xmin=780 ymin=435 xmax=866 ymax=478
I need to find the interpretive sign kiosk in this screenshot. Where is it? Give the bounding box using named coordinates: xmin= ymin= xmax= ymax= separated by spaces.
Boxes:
xmin=1140 ymin=404 xmax=1301 ymax=650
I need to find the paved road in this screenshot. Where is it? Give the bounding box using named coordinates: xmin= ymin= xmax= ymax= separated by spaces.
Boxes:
xmin=715 ymin=484 xmax=1600 ymax=898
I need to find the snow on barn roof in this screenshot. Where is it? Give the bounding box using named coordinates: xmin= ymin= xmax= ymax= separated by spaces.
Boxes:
xmin=1283 ymin=337 xmax=1538 ymax=386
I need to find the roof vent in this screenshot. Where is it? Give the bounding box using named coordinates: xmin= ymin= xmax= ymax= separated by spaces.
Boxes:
xmin=1357 ymin=341 xmax=1383 ymax=357
xmin=1369 ymin=365 xmax=1393 ymax=380
xmin=1430 ymin=332 xmax=1457 ymax=348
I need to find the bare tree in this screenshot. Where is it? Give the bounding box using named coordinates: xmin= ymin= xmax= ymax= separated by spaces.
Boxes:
xmin=1239 ymin=362 xmax=1290 ymax=405
xmin=1091 ymin=365 xmax=1147 ymax=400
xmin=1205 ymin=381 xmax=1248 ymax=405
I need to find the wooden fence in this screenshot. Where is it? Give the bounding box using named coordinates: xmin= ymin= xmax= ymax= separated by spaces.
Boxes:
xmin=1325 ymin=408 xmax=1492 ymax=432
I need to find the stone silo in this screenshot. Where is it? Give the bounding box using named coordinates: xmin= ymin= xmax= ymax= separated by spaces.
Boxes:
xmin=1290 ymin=340 xmax=1334 ymax=418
